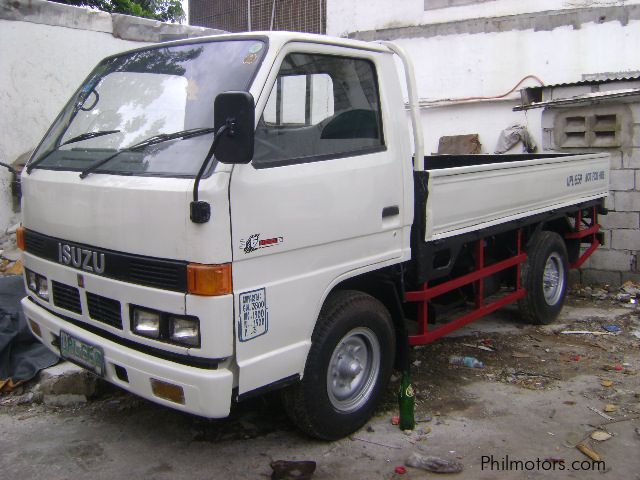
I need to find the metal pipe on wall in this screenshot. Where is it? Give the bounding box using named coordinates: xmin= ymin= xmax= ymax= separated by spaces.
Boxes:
xmin=247 ymin=0 xmax=251 ymax=31
xmin=270 ymin=0 xmax=276 ymax=30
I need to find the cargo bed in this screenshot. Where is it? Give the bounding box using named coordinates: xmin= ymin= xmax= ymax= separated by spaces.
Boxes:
xmin=422 ymin=153 xmax=610 ymax=242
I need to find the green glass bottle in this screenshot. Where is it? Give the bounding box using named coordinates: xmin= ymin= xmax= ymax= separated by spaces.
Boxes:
xmin=398 ymin=370 xmax=415 ymax=430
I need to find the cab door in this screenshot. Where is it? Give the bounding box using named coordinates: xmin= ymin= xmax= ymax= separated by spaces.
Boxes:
xmin=229 ymin=44 xmax=405 ymax=395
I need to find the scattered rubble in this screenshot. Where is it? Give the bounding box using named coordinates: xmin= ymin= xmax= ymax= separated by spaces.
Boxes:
xmin=0 ymin=227 xmax=21 ymax=276
xmin=405 ymin=452 xmax=464 ymax=474
xmin=270 ymin=460 xmax=316 ymax=480
xmin=576 ymin=443 xmax=602 ymax=462
xmin=37 ymin=361 xmax=98 ymax=397
xmin=572 ymin=281 xmax=640 ymax=309
xmin=590 ymin=431 xmax=612 ymax=441
xmin=43 ymin=393 xmax=88 ymax=407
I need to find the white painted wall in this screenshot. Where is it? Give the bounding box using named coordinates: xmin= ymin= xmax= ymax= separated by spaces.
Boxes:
xmin=326 ymin=0 xmax=640 ymax=154
xmin=419 ymin=101 xmax=542 ymax=154
xmin=0 ymin=21 xmax=147 ymax=232
xmin=328 ymin=0 xmax=640 ymax=37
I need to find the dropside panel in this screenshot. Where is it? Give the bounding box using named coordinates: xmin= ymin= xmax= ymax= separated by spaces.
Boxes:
xmin=424 ymin=153 xmax=609 ymax=241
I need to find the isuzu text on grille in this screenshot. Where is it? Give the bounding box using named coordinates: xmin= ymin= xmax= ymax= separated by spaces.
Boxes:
xmin=58 ymin=243 xmax=105 ymax=274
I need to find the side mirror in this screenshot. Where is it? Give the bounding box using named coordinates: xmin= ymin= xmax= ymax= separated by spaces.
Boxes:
xmin=214 ymin=91 xmax=255 ymax=164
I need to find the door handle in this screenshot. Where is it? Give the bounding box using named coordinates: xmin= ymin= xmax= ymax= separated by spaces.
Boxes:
xmin=382 ymin=206 xmax=400 ymax=218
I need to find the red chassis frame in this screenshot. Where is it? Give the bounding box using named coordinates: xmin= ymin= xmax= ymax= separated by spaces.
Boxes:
xmin=405 ymin=207 xmax=600 ymax=346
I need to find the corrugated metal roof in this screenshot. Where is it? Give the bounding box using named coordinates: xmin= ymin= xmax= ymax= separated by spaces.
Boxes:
xmin=514 ymin=88 xmax=640 ymax=111
xmin=523 ymin=71 xmax=640 ymax=91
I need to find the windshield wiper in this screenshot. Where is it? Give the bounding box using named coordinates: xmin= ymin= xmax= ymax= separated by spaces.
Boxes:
xmin=78 ymin=127 xmax=216 ymax=179
xmin=60 ymin=130 xmax=121 ymax=146
xmin=27 ymin=130 xmax=121 ymax=174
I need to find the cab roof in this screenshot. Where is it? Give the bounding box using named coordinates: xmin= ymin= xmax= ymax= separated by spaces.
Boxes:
xmin=112 ymin=31 xmax=392 ymax=58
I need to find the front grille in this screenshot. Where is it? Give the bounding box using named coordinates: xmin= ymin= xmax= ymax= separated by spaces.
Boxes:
xmin=128 ymin=260 xmax=183 ymax=291
xmin=24 ymin=232 xmax=49 ymax=258
xmin=52 ymin=281 xmax=82 ymax=314
xmin=23 ymin=229 xmax=188 ymax=292
xmin=87 ymin=292 xmax=122 ymax=329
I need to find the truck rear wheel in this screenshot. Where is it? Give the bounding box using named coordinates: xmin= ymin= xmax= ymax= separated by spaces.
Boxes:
xmin=518 ymin=231 xmax=569 ymax=325
xmin=282 ymin=290 xmax=395 ymax=440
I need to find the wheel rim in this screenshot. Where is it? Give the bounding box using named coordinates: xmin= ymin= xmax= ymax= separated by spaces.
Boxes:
xmin=542 ymin=252 xmax=565 ymax=305
xmin=326 ymin=327 xmax=380 ymax=413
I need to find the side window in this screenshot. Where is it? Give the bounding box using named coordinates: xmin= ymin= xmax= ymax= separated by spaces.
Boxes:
xmin=254 ymin=53 xmax=384 ymax=167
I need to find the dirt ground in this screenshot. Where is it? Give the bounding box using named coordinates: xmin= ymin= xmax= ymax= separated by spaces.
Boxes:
xmin=1 ymin=293 xmax=639 ymax=480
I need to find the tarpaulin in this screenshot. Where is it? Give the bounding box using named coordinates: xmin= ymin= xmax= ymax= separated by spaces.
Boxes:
xmin=0 ymin=276 xmax=58 ymax=392
xmin=494 ymin=124 xmax=537 ymax=154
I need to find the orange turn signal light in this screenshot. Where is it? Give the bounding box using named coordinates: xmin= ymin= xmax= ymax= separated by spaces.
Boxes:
xmin=28 ymin=319 xmax=42 ymax=338
xmin=187 ymin=263 xmax=232 ymax=296
xmin=150 ymin=378 xmax=185 ymax=405
xmin=16 ymin=226 xmax=25 ymax=251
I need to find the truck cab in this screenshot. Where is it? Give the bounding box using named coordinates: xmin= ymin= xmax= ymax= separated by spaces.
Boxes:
xmin=19 ymin=32 xmax=414 ymax=436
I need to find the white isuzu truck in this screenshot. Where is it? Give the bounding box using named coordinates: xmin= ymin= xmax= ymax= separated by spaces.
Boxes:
xmin=17 ymin=32 xmax=609 ymax=440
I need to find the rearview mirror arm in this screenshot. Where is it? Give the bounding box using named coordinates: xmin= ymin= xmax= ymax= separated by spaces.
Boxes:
xmin=190 ymin=121 xmax=232 ymax=224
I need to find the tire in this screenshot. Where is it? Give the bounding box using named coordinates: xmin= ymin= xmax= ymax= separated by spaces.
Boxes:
xmin=518 ymin=231 xmax=569 ymax=325
xmin=282 ymin=290 xmax=396 ymax=440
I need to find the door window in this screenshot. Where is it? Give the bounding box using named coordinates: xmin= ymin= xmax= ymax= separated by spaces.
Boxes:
xmin=254 ymin=53 xmax=384 ymax=167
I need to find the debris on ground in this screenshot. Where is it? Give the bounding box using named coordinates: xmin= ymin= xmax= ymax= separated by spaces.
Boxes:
xmin=461 ymin=342 xmax=494 ymax=352
xmin=602 ymin=325 xmax=621 ymax=333
xmin=405 ymin=452 xmax=464 ymax=473
xmin=351 ymin=436 xmax=401 ymax=449
xmin=394 ymin=466 xmax=407 ymax=474
xmin=449 ymin=355 xmax=484 ymax=368
xmin=561 ymin=330 xmax=615 ymax=336
xmin=590 ymin=431 xmax=612 ymax=441
xmin=270 ymin=460 xmax=316 ymax=480
xmin=576 ymin=443 xmax=602 ymax=462
xmin=3 ymin=259 xmax=23 ymax=275
xmin=588 ymin=406 xmax=614 ymax=421
xmin=43 ymin=393 xmax=88 ymax=407
xmin=603 ymin=404 xmax=617 ymax=413
xmin=0 ymin=230 xmax=22 ymax=276
xmin=572 ymin=281 xmax=640 ymax=308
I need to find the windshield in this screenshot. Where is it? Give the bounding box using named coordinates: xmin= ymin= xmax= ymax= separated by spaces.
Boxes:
xmin=29 ymin=39 xmax=266 ymax=177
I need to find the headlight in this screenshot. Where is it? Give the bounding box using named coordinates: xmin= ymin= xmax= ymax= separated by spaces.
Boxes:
xmin=36 ymin=275 xmax=49 ymax=301
xmin=131 ymin=308 xmax=161 ymax=339
xmin=169 ymin=316 xmax=200 ymax=347
xmin=130 ymin=306 xmax=200 ymax=347
xmin=25 ymin=269 xmax=49 ymax=301
xmin=26 ymin=270 xmax=37 ymax=291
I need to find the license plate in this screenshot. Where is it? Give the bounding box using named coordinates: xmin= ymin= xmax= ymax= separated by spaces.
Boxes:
xmin=60 ymin=331 xmax=105 ymax=377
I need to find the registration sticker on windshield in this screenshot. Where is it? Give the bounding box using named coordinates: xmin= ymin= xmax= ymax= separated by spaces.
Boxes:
xmin=238 ymin=288 xmax=269 ymax=341
xmin=243 ymin=53 xmax=258 ymax=65
xmin=248 ymin=42 xmax=263 ymax=54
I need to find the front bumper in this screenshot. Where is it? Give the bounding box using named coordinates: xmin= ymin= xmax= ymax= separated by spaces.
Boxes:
xmin=22 ymin=297 xmax=233 ymax=418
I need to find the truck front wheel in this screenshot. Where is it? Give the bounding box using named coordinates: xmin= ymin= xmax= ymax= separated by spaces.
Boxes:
xmin=518 ymin=231 xmax=569 ymax=324
xmin=282 ymin=290 xmax=395 ymax=440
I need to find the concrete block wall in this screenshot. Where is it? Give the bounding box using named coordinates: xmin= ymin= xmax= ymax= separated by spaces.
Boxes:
xmin=582 ymin=132 xmax=640 ymax=286
xmin=539 ymin=85 xmax=640 ymax=286
xmin=0 ymin=0 xmax=222 ymax=234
